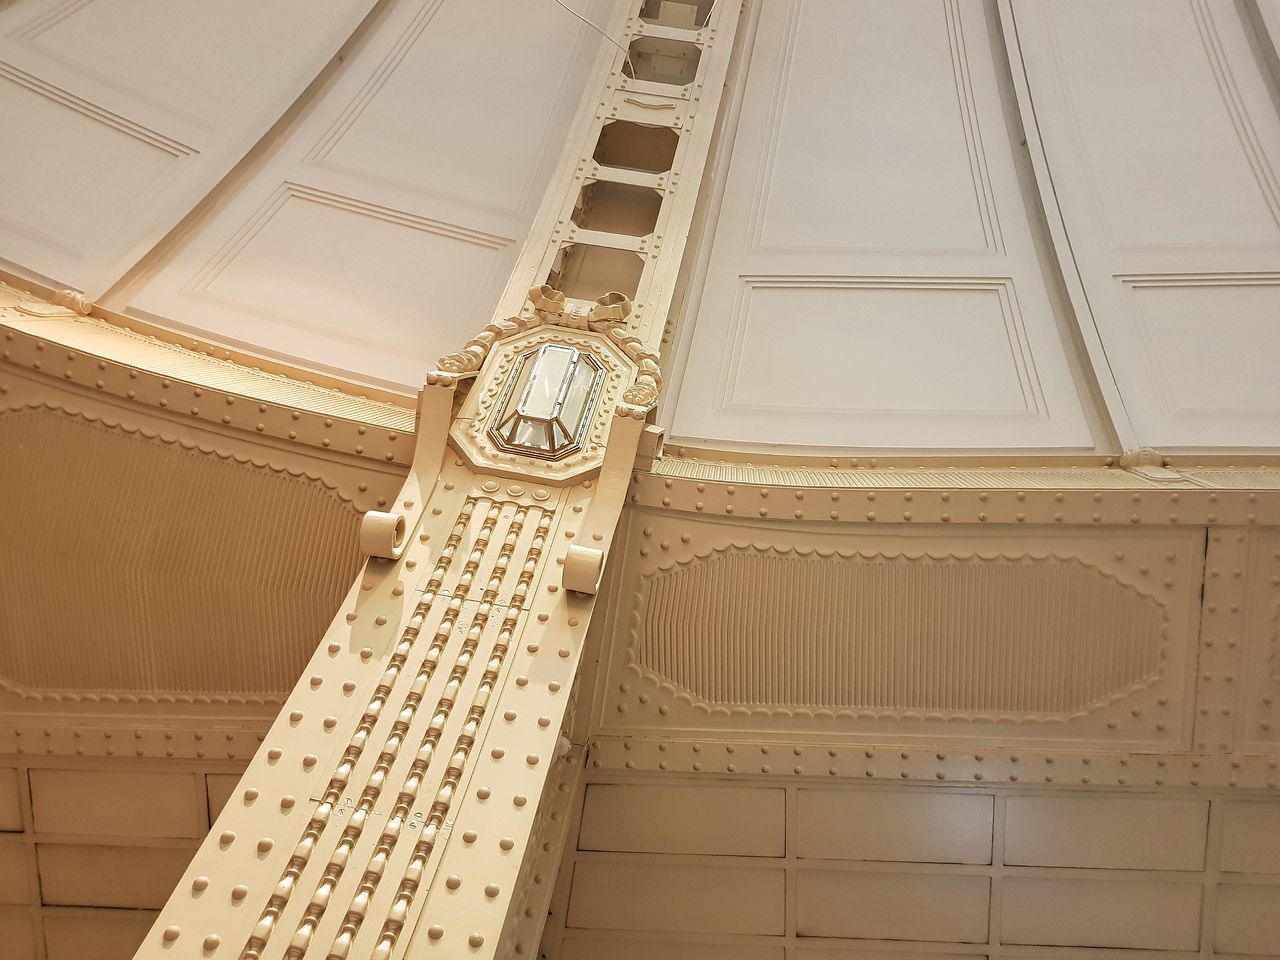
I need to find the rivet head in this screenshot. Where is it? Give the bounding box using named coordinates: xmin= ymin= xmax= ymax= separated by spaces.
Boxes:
xmin=231 ymin=885 xmax=248 ymax=901
xmin=484 ymin=882 xmax=500 ymax=898
xmin=427 ymin=925 xmax=445 ymax=941
xmin=462 ymin=830 xmax=478 ymax=843
xmin=445 ymin=875 xmax=462 ymax=890
xmin=469 ymin=934 xmax=485 ymax=948
xmin=163 ymin=925 xmax=181 ymax=942
xmin=500 ymin=837 xmax=515 ymax=850
xmin=219 ymin=830 xmax=235 ymax=846
xmin=257 ymin=838 xmax=273 ymax=853
xmin=191 ymin=876 xmax=209 ymax=892
xmin=280 ymin=795 xmax=296 ymax=810
xmin=203 ymin=934 xmax=221 ymax=952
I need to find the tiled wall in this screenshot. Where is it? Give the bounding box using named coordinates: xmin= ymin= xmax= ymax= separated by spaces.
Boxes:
xmin=0 ymin=759 xmax=247 ymax=960
xmin=547 ymin=777 xmax=1280 ymax=958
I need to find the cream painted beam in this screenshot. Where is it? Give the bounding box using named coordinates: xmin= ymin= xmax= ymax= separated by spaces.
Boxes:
xmin=135 ymin=2 xmax=744 ymax=959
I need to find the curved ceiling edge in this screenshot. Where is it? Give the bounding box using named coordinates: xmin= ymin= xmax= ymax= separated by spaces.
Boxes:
xmin=0 ymin=279 xmax=416 ymax=470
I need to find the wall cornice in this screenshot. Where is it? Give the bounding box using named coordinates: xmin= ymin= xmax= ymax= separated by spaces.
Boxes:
xmin=634 ymin=457 xmax=1280 ymax=525
xmin=0 ymin=280 xmax=416 ymax=470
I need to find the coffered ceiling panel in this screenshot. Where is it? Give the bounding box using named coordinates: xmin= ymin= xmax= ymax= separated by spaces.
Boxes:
xmin=667 ymin=0 xmax=1100 ymax=453
xmin=120 ymin=0 xmax=610 ymax=390
xmin=0 ymin=0 xmax=377 ymax=294
xmin=1009 ymin=0 xmax=1280 ymax=448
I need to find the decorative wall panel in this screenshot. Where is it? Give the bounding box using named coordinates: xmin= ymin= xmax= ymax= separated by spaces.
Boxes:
xmin=0 ymin=0 xmax=377 ymax=293
xmin=1010 ymin=0 xmax=1280 ymax=447
xmin=0 ymin=406 xmax=362 ymax=700
xmin=667 ymin=0 xmax=1098 ymax=451
xmin=122 ymin=0 xmax=609 ymax=390
xmin=594 ymin=510 xmax=1202 ymax=748
xmin=636 ymin=550 xmax=1162 ymax=715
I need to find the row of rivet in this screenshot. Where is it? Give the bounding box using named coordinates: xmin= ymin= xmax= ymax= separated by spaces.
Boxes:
xmin=373 ymin=512 xmax=552 ymax=958
xmin=281 ymin=500 xmax=504 ymax=958
xmin=240 ymin=499 xmax=476 ymax=960
xmin=590 ymin=737 xmax=1280 ymax=789
xmin=0 ymin=327 xmax=413 ymax=467
xmin=321 ymin=505 xmax=533 ymax=959
xmin=630 ymin=474 xmax=1280 ymax=526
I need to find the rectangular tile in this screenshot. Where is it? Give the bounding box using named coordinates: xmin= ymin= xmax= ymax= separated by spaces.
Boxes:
xmin=38 ymin=844 xmax=195 ymax=909
xmin=579 ymin=784 xmax=784 ymax=857
xmin=567 ymin=860 xmax=784 ymax=935
xmin=797 ymin=789 xmax=992 ymax=864
xmin=1219 ymin=803 xmax=1280 ymax=873
xmin=796 ymin=870 xmax=989 ymax=942
xmin=1002 ymin=877 xmax=1201 ymax=949
xmin=30 ymin=769 xmax=203 ymax=838
xmin=562 ymin=936 xmax=783 ymax=960
xmin=43 ymin=908 xmax=157 ymax=960
xmin=1215 ymin=884 xmax=1280 ymax=955
xmin=0 ymin=906 xmax=37 ymax=960
xmin=1005 ymin=796 xmax=1207 ymax=870
xmin=0 ymin=768 xmax=22 ymax=831
xmin=0 ymin=841 xmax=29 ymax=903
xmin=206 ymin=774 xmax=241 ymax=824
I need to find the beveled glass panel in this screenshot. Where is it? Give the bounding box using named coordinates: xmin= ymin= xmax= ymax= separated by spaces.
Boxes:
xmin=488 ymin=343 xmax=605 ymax=459
xmin=516 ymin=344 xmax=578 ymax=419
xmin=561 ymin=358 xmax=601 ymax=439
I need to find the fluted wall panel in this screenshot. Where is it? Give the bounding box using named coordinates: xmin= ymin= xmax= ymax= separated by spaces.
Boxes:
xmin=0 ymin=407 xmax=361 ymax=699
xmin=595 ymin=511 xmax=1203 ymax=748
xmin=637 ymin=550 xmax=1164 ymax=715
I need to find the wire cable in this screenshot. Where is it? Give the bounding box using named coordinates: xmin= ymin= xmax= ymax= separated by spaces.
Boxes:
xmin=549 ymin=0 xmax=635 ymax=77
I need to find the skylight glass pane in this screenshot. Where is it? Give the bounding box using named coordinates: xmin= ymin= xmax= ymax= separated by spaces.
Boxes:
xmin=516 ymin=345 xmax=577 ymax=420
